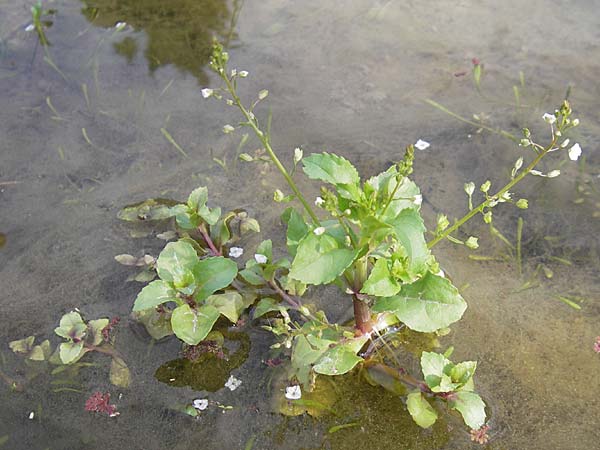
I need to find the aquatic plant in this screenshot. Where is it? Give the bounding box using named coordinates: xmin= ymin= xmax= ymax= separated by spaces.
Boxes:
xmin=8 ymin=311 xmax=130 ymax=389
xmin=121 ymin=42 xmax=582 ymax=432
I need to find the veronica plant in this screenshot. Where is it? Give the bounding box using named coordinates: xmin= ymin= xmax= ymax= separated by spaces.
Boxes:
xmin=125 ymin=42 xmax=582 ymax=431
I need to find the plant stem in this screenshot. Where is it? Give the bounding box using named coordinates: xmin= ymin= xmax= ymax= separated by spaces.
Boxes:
xmin=352 ymin=257 xmax=373 ymax=334
xmin=220 ymin=74 xmax=321 ymax=225
xmin=198 ymin=224 xmax=221 ymax=256
xmin=268 ymin=279 xmax=302 ymax=310
xmin=427 ymin=136 xmax=557 ymax=249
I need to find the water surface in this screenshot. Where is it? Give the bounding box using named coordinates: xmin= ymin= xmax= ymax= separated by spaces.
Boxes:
xmin=0 ymin=1 xmax=599 ymax=449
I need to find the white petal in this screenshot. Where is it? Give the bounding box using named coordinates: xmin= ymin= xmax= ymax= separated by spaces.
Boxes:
xmin=412 ymin=194 xmax=423 ymax=206
xmin=193 ymin=399 xmax=209 ymax=410
xmin=542 ymin=113 xmax=556 ymax=124
xmin=313 ymin=227 xmax=326 ymax=236
xmin=414 ymin=139 xmax=430 ymax=151
xmin=547 ymin=170 xmax=560 ymax=178
xmin=254 ymin=254 xmax=268 ymax=264
xmin=228 ymin=247 xmax=244 ymax=258
xmin=25 ymin=24 xmax=35 ymax=32
xmin=201 ymin=88 xmax=213 ymax=98
xmin=568 ymin=143 xmax=582 ymax=161
xmin=224 ymin=375 xmax=242 ymax=391
xmin=285 ymin=385 xmax=302 ymax=400
xmin=314 ymin=197 xmax=324 ymax=206
xmin=239 ymin=71 xmax=249 ymax=78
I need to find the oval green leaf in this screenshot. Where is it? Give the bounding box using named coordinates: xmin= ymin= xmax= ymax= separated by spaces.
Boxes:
xmin=407 ymin=391 xmax=438 ymax=428
xmin=171 ymin=304 xmax=220 ymax=345
xmin=133 ymin=280 xmax=177 ymax=311
xmin=192 ymin=256 xmax=238 ymax=301
xmin=156 ymin=241 xmax=199 ymax=283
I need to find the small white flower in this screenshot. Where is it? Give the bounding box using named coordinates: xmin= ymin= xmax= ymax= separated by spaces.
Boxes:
xmin=530 ymin=170 xmax=544 ymax=176
xmin=223 ymin=124 xmax=235 ymax=134
xmin=25 ymin=24 xmax=35 ymax=32
xmin=28 ymin=411 xmax=35 ymax=420
xmin=414 ymin=139 xmax=430 ymax=151
xmin=313 ymin=227 xmax=326 ymax=236
xmin=412 ymin=194 xmax=423 ymax=206
xmin=514 ymin=157 xmax=523 ymax=171
xmin=230 ymin=69 xmax=237 ymax=77
xmin=226 ymin=99 xmax=234 ymax=106
xmin=201 ymin=88 xmax=214 ymax=98
xmin=542 ymin=113 xmax=556 ymax=124
xmin=436 ymin=269 xmax=445 ymax=278
xmin=294 ymin=147 xmax=303 ymax=164
xmin=464 ymin=182 xmax=475 ymax=196
xmin=547 ymin=170 xmax=560 ymax=178
xmin=568 ymin=143 xmax=582 ymax=161
xmin=314 ymin=196 xmax=325 ymax=206
xmin=224 ymin=375 xmax=242 ymax=391
xmin=239 ymin=71 xmax=249 ymax=78
xmin=258 ymin=89 xmax=269 ymax=100
xmin=254 ymin=253 xmax=268 ymax=264
xmin=285 ymin=385 xmax=302 ymax=400
xmin=229 ymin=247 xmax=244 ymax=258
xmin=560 ymin=138 xmax=570 ymax=148
xmin=192 ymin=399 xmax=209 ymax=411
xmin=555 ymin=130 xmax=562 ymax=136
xmin=114 ymin=22 xmax=127 ymax=30
xmin=571 ymin=118 xmax=580 ymax=126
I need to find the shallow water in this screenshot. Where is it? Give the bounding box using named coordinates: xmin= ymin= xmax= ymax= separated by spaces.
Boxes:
xmin=0 ymin=1 xmax=599 ymax=449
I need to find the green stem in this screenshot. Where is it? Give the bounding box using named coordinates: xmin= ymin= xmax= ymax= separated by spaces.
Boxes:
xmin=221 ymin=74 xmax=321 ymax=225
xmin=428 ymin=137 xmax=557 ymax=249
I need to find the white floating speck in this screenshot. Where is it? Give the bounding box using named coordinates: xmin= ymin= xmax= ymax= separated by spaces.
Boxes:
xmin=254 ymin=254 xmax=267 ymax=264
xmin=28 ymin=411 xmax=34 ymax=420
xmin=285 ymin=385 xmax=302 ymax=400
xmin=568 ymin=143 xmax=582 ymax=161
xmin=229 ymin=247 xmax=244 ymax=258
xmin=414 ymin=139 xmax=430 ymax=151
xmin=193 ymin=399 xmax=209 ymax=411
xmin=224 ymin=375 xmax=242 ymax=391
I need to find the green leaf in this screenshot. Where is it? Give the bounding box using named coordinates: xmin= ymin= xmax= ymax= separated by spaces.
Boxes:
xmin=302 ymin=153 xmax=362 ymax=201
xmin=372 ymin=273 xmax=467 ymax=332
xmin=449 ymin=391 xmax=486 ymax=429
xmin=87 ymin=319 xmax=109 ymax=346
xmin=239 ymin=267 xmax=265 ymax=286
xmin=281 ymin=207 xmax=309 ymax=257
xmin=9 ymin=336 xmax=35 ymax=354
xmin=118 ymin=198 xmax=176 ymax=222
xmin=254 ymin=297 xmax=285 ymax=318
xmin=204 ymin=292 xmax=245 ymax=323
xmin=303 ymin=152 xmax=360 ymax=186
xmin=407 ymin=391 xmax=438 ymax=428
xmin=291 ymin=334 xmax=334 ymax=387
xmin=256 ymin=239 xmax=273 ymax=262
xmin=59 ymin=341 xmax=85 ymax=364
xmin=171 ymin=304 xmax=220 ymax=345
xmin=29 ymin=340 xmax=52 ymax=361
xmin=156 ymin=241 xmax=199 ymax=286
xmin=133 ymin=280 xmax=178 ymax=311
xmin=420 ymin=351 xmax=451 ymax=379
xmin=171 ymin=205 xmax=201 ymax=230
xmin=131 ymin=308 xmax=173 ymax=340
xmin=110 ymin=356 xmax=131 ymax=388
xmin=366 ymin=167 xmax=420 ymax=217
xmin=313 ymin=345 xmax=363 ymax=376
xmin=192 ymin=256 xmax=238 ymax=300
xmin=54 ymin=312 xmax=87 ymax=341
xmin=361 ymin=258 xmax=401 ymax=297
xmin=187 ymin=187 xmax=208 ymax=211
xmin=289 ymin=232 xmax=358 ymax=285
xmin=390 ymin=209 xmax=430 ymax=280
xmin=450 ymin=361 xmax=477 ymax=387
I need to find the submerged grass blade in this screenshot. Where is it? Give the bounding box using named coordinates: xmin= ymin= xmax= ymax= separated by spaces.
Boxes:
xmin=516 ymin=217 xmax=523 ymax=275
xmin=328 ymin=422 xmax=360 ymax=434
xmin=161 ymin=128 xmax=189 ymax=158
xmin=555 ymin=296 xmax=582 ymax=310
xmin=159 ymin=79 xmax=174 ymax=98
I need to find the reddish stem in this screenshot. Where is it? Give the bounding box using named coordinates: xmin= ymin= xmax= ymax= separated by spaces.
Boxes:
xmin=198 ymin=225 xmax=221 ymax=256
xmin=353 ymin=295 xmax=373 ymax=335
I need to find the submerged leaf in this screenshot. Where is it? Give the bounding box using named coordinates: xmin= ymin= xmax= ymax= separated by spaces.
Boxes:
xmin=449 ymin=391 xmax=486 ymax=429
xmin=110 ymin=356 xmax=131 ymax=388
xmin=118 ymin=198 xmax=176 ymax=222
xmin=204 ymin=292 xmax=245 ymax=323
xmin=132 ymin=308 xmax=173 ymax=340
xmin=59 ymin=341 xmax=85 ymax=364
xmin=407 ymin=391 xmax=438 ymax=428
